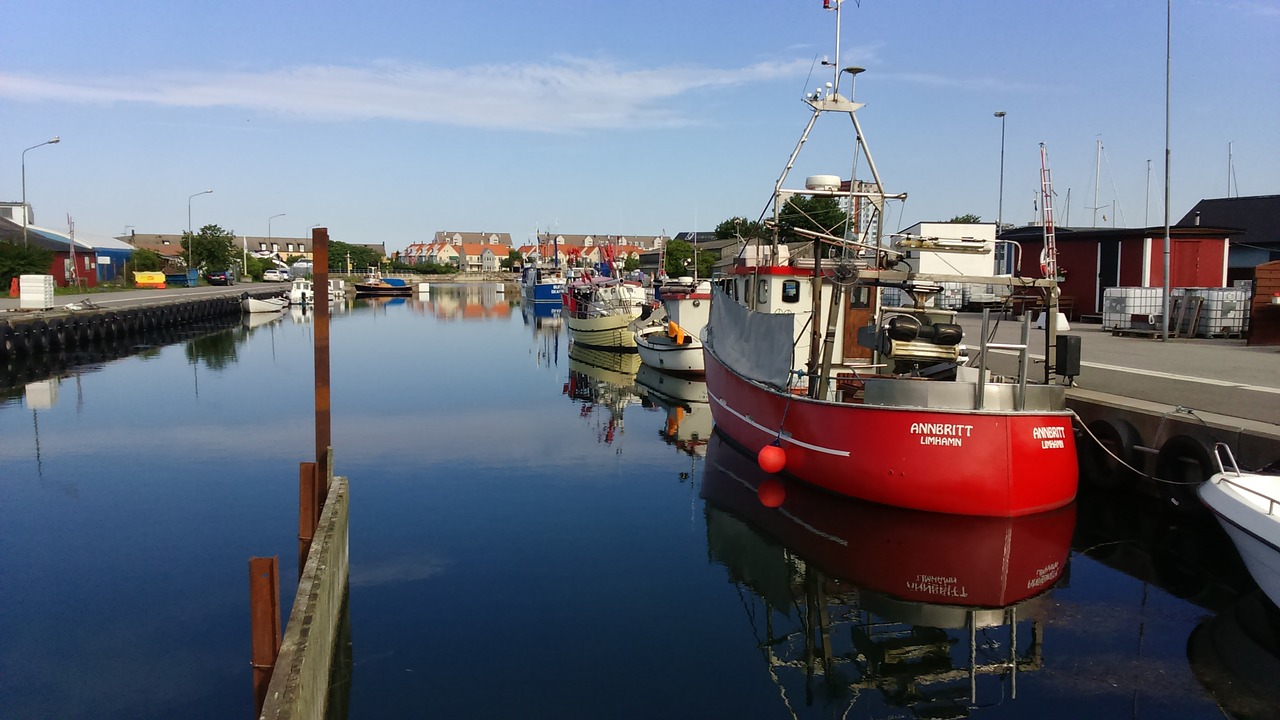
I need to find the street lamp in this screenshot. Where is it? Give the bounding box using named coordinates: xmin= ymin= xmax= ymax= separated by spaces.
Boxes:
xmin=268 ymin=213 xmax=286 ymax=245
xmin=187 ymin=189 xmax=213 ymax=272
xmin=994 ymin=111 xmax=1007 ymax=271
xmin=21 ymin=136 xmax=61 ymax=247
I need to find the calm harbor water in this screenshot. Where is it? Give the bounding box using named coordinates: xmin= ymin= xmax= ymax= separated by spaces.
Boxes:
xmin=1 ymin=283 xmax=1276 ymax=719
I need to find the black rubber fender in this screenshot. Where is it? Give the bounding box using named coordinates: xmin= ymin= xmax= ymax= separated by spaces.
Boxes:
xmin=1079 ymin=418 xmax=1142 ymax=490
xmin=1154 ymin=434 xmax=1214 ymax=515
xmin=0 ymin=322 xmax=15 ymax=359
xmin=46 ymin=318 xmax=67 ymax=348
xmin=11 ymin=323 xmax=34 ymax=355
xmin=28 ymin=320 xmax=50 ymax=353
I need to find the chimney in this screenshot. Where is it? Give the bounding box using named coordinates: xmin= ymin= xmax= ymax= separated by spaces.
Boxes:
xmin=1194 ymin=211 xmax=1201 ymax=226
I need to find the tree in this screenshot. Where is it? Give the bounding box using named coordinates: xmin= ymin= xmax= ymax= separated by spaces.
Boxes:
xmin=181 ymin=224 xmax=237 ymax=271
xmin=129 ymin=248 xmax=164 ymax=272
xmin=502 ymin=249 xmax=521 ymax=270
xmin=0 ymin=241 xmax=54 ymax=288
xmin=715 ymin=217 xmax=769 ymax=242
xmin=662 ymin=239 xmax=717 ymax=278
xmin=948 ymin=214 xmax=982 ymax=223
xmin=328 ymin=240 xmax=382 ymax=273
xmin=778 ymin=195 xmax=846 ymax=243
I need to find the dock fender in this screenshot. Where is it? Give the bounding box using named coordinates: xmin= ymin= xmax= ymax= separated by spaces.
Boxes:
xmin=28 ymin=320 xmax=50 ymax=353
xmin=11 ymin=324 xmax=33 ymax=355
xmin=1154 ymin=434 xmax=1214 ymax=515
xmin=46 ymin=318 xmax=67 ymax=348
xmin=0 ymin=322 xmax=13 ymax=358
xmin=1079 ymin=418 xmax=1142 ymax=490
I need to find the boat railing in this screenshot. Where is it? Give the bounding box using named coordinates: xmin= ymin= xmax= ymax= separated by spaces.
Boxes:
xmin=975 ymin=309 xmax=1031 ymax=411
xmin=1211 ymin=442 xmax=1280 ymax=515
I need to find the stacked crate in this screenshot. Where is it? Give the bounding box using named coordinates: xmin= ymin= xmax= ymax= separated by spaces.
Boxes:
xmin=1101 ymin=287 xmax=1161 ymax=330
xmin=19 ymin=274 xmax=55 ymax=310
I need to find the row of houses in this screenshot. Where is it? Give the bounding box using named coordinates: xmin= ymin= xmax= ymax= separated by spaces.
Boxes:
xmin=399 ymin=232 xmax=664 ymax=271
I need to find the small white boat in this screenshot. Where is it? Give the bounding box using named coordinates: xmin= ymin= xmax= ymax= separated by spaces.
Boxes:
xmin=289 ymin=278 xmax=315 ymax=305
xmin=242 ymin=294 xmax=289 ymax=313
xmin=634 ymin=277 xmax=712 ymax=374
xmin=1198 ymin=443 xmax=1280 ymax=608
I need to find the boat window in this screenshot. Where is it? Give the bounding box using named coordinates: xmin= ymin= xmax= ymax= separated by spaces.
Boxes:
xmin=848 ymin=286 xmax=872 ymax=309
xmin=743 ymin=278 xmax=752 ymax=302
xmin=757 ymin=279 xmax=769 ymax=304
xmin=781 ymin=280 xmax=801 ymax=303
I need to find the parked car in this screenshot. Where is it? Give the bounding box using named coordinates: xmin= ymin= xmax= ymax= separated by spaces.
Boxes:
xmin=262 ymin=268 xmax=289 ymax=282
xmin=205 ymin=269 xmax=235 ymax=285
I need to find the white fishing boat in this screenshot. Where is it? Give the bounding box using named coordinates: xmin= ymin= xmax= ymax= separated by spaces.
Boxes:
xmin=241 ymin=294 xmax=289 ymax=313
xmin=634 ymin=276 xmax=712 ymax=374
xmin=562 ymin=272 xmax=646 ymax=349
xmin=1198 ymin=443 xmax=1280 ymax=608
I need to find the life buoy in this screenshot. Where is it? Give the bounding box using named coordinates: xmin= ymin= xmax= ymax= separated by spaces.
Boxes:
xmin=1153 ymin=434 xmax=1214 ymax=515
xmin=1079 ymin=418 xmax=1142 ymax=490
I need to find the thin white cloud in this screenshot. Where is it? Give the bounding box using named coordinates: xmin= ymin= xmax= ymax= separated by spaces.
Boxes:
xmin=0 ymin=57 xmax=809 ymax=132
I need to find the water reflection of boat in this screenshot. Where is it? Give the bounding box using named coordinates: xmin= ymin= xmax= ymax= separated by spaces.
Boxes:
xmin=634 ymin=365 xmax=710 ymax=457
xmin=1187 ymin=590 xmax=1280 ymax=718
xmin=241 ymin=309 xmax=285 ymax=329
xmin=701 ymin=433 xmax=1075 ymax=715
xmin=566 ymin=344 xmax=641 ymax=447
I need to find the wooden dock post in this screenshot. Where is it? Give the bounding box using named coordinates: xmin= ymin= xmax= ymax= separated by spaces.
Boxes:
xmin=249 ymin=556 xmax=281 ymax=716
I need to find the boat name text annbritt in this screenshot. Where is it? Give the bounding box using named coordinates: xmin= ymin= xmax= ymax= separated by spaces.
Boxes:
xmin=907 ymin=575 xmax=969 ymax=598
xmin=1033 ymin=426 xmax=1068 ymax=449
xmin=1026 ymin=561 xmax=1061 ymax=590
xmin=909 ymin=423 xmax=973 ymax=436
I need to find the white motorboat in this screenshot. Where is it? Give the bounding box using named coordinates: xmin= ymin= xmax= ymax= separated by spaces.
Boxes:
xmin=289 ymin=278 xmax=315 ymax=305
xmin=634 ymin=277 xmax=712 ymax=374
xmin=241 ymin=294 xmax=289 ymax=313
xmin=1198 ymin=443 xmax=1280 ymax=607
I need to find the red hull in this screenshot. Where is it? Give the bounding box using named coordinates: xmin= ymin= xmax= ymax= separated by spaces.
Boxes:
xmin=702 ymin=434 xmax=1076 ymax=607
xmin=703 ymin=347 xmax=1078 ymax=517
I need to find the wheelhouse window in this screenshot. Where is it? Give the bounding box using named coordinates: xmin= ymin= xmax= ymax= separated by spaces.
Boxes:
xmin=781 ymin=279 xmax=801 ymax=303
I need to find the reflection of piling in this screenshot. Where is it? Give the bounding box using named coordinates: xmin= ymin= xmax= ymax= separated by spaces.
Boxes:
xmin=251 ymin=227 xmax=347 ymax=718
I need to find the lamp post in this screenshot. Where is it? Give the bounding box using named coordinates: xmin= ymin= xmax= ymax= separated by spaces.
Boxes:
xmin=268 ymin=213 xmax=286 ymax=245
xmin=21 ymin=136 xmax=61 ymax=247
xmin=994 ymin=111 xmax=1007 ymax=271
xmin=187 ymin=189 xmax=213 ymax=273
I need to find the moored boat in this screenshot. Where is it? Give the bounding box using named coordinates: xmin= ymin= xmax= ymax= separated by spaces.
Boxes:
xmin=520 ymin=264 xmax=565 ymax=306
xmin=241 ymin=294 xmax=289 ymax=313
xmin=702 ymin=2 xmax=1077 ymax=517
xmin=562 ymin=272 xmax=645 ymax=349
xmin=1198 ymin=443 xmax=1280 ymax=608
xmin=354 ymin=275 xmax=412 ymax=296
xmin=634 ymin=276 xmax=712 ymax=374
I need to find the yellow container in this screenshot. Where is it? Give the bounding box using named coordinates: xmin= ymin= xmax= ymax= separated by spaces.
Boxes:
xmin=134 ymin=271 xmax=166 ymax=289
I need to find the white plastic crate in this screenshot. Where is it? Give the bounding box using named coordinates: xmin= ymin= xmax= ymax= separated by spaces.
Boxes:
xmin=19 ymin=274 xmax=55 ymax=310
xmin=1101 ymin=287 xmax=1161 ymax=330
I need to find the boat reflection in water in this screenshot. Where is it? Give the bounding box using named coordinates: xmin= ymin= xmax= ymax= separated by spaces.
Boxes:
xmin=701 ymin=434 xmax=1075 ymax=717
xmin=565 ymin=344 xmax=641 ymax=448
xmin=521 ymin=298 xmax=563 ymax=369
xmin=634 ymin=364 xmax=711 ymax=459
xmin=1187 ymin=589 xmax=1280 ymax=719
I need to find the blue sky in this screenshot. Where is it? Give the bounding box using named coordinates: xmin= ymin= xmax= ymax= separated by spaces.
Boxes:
xmin=3 ymin=0 xmax=1277 ymax=252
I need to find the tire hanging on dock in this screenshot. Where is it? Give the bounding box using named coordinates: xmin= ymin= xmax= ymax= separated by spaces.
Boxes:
xmin=1079 ymin=418 xmax=1142 ymax=490
xmin=1153 ymin=434 xmax=1214 ymax=515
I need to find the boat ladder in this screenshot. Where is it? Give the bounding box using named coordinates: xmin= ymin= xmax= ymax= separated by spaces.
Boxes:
xmin=974 ymin=309 xmax=1031 ymax=410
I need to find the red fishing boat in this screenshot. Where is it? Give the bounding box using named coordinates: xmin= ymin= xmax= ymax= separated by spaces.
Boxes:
xmin=703 ymin=1 xmax=1078 ymax=517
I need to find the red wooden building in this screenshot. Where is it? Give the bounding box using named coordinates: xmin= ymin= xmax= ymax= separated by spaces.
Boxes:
xmin=1000 ymin=225 xmax=1232 ymax=317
